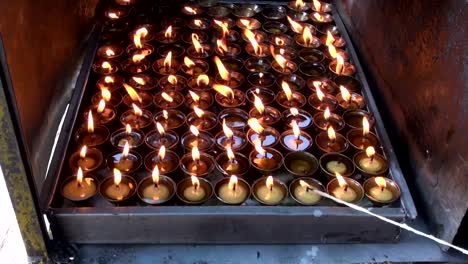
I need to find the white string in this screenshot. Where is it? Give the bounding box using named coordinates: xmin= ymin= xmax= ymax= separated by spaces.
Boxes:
xmin=311 ymin=188 xmax=468 ymax=255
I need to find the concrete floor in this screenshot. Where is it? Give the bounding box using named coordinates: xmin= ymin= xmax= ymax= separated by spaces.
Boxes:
xmin=0 ymin=167 xmax=28 ymax=263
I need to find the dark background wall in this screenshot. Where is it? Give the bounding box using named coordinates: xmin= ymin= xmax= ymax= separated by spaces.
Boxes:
xmin=336 ymin=0 xmax=467 ymax=244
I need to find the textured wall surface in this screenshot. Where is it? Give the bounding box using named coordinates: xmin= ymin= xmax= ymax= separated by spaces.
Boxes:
xmin=336 ymin=0 xmax=468 ymax=244
xmin=0 ymin=0 xmax=98 ymax=190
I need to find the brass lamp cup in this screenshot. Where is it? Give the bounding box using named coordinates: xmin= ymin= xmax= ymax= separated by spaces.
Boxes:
xmin=232 ymin=6 xmax=256 ymax=18
xmin=334 ymin=75 xmax=362 ymax=92
xmin=246 ymin=87 xmax=276 ymax=105
xmin=152 ymin=58 xmax=181 ymax=76
xmin=182 ymin=32 xmax=209 ymax=45
xmin=281 ymin=108 xmax=314 ymax=130
xmin=247 ymin=72 xmax=276 ymax=88
xmin=180 ymin=131 xmax=215 ymax=152
xmin=363 ymin=177 xmax=401 ymax=206
xmin=120 ymin=109 xmax=153 ymax=131
xmin=308 ymin=93 xmax=339 ymax=113
xmin=218 ymin=108 xmax=249 ymax=131
xmin=137 ymin=175 xmax=176 ymax=205
xmin=299 ymin=62 xmax=327 ymax=78
xmin=69 ymin=147 xmax=104 ymax=173
xmin=238 ymin=4 xmax=262 ymax=14
xmin=342 ymin=110 xmax=375 ymax=130
xmin=207 ymin=6 xmax=231 ymax=17
xmin=346 ymin=128 xmax=381 ymax=151
xmin=245 ymin=43 xmax=270 ymax=58
xmin=99 ymin=175 xmax=137 ymax=205
xmin=187 ymin=45 xmax=213 ymax=59
xmin=181 ymin=5 xmax=204 ymax=16
xmin=316 ymin=24 xmax=340 ymax=36
xmin=262 ymin=6 xmax=287 ymax=20
xmin=214 ymin=89 xmax=246 ymax=108
xmin=155 ymin=30 xmax=180 ymax=44
xmin=320 ymin=35 xmax=346 ymax=49
xmin=123 ymin=91 xmax=153 ymax=109
xmin=180 ymin=59 xmax=209 ymax=76
xmin=158 ymin=75 xmax=187 ymax=92
xmin=106 ymin=150 xmax=142 ymax=174
xmin=276 ymin=74 xmax=306 ymax=92
xmin=129 ymin=74 xmax=157 ymax=91
xmin=287 ymin=11 xmax=309 ymax=22
xmin=222 ymin=56 xmax=245 ymax=72
xmin=249 ymin=147 xmax=284 ymax=174
xmin=312 ymin=111 xmax=346 ymax=132
xmin=97 ymin=44 xmax=124 ymax=59
xmin=319 ymin=153 xmax=355 ymax=180
xmin=268 ymin=34 xmax=294 ymax=47
xmin=252 ymin=176 xmax=288 ymax=206
xmin=284 ymin=151 xmax=319 ymax=177
xmin=188 ymin=76 xmax=214 ymax=92
xmin=125 ymin=43 xmax=154 ymax=57
xmin=92 ymin=59 xmax=120 ymax=75
xmin=215 ymin=152 xmax=251 ymax=177
xmin=145 ymin=129 xmax=180 ymax=151
xmin=60 ymin=175 xmax=99 ymax=203
xmin=186 ymin=111 xmax=219 ymax=132
xmin=75 ymin=126 xmax=110 ymax=147
xmin=309 ymin=12 xmax=334 ymax=24
xmin=262 ymin=21 xmax=288 ymax=34
xmin=315 ymin=131 xmax=349 ymax=154
xmin=188 ymin=18 xmax=212 ymax=30
xmin=241 ymin=30 xmax=267 ymax=43
xmin=110 ymin=127 xmax=145 ymax=150
xmin=246 ymin=127 xmax=281 ymax=148
xmin=353 ymin=151 xmax=389 ymax=177
xmin=326 ymin=176 xmax=364 ymax=204
xmin=84 ymin=105 xmax=117 ymax=127
xmin=287 ymin=1 xmax=310 ymax=11
xmin=236 ymin=18 xmax=261 ymax=30
xmin=215 ymin=130 xmax=248 ymax=152
xmin=310 ymin=1 xmax=333 ymax=13
xmin=153 ymin=90 xmax=185 ymax=110
xmin=294 ymin=34 xmax=321 ymax=49
xmin=215 ymin=43 xmax=242 ymax=57
xmin=272 ymin=60 xmax=298 ymax=74
xmin=180 ymin=152 xmax=216 ymax=178
xmin=153 ymin=109 xmax=186 ymax=131
xmin=299 ymin=49 xmax=325 ymax=63
xmin=92 ymin=92 xmax=122 ymax=108
xmin=144 ymin=149 xmax=180 ymax=175
xmin=306 ymin=77 xmax=338 ymax=95
xmin=329 ymin=60 xmax=357 ymax=76
xmin=214 ymin=177 xmax=251 ymax=205
xmin=290 ymin=177 xmax=325 ymax=205
xmin=176 ymin=177 xmax=213 ymax=205
xmin=184 ymin=91 xmax=214 ymax=110
xmin=95 ymin=74 xmax=124 ymax=92
xmin=215 ymin=71 xmax=245 ymax=89
xmin=336 ymin=92 xmax=366 ymax=111
xmin=275 ymin=91 xmax=307 ymax=109
xmin=157 ymin=44 xmax=185 ymax=59
xmin=127 ymin=24 xmax=156 ymax=42
xmin=279 ymin=129 xmax=314 ymax=152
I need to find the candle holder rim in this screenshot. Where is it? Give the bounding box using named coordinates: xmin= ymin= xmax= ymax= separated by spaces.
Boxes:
xmin=122 ymin=92 xmax=154 ymax=109
xmin=180 ymin=130 xmax=215 ymax=152
xmin=276 ymin=74 xmax=306 ymax=91
xmin=342 ymin=109 xmax=375 ymax=129
xmin=125 ymin=43 xmax=155 ymax=56
xmin=153 ymin=90 xmax=185 ymax=109
xmin=363 ymin=176 xmax=401 ymax=205
xmin=333 ymin=75 xmax=362 ymax=92
xmin=329 ymin=60 xmax=357 ymax=76
xmin=207 ymin=5 xmax=232 ymax=17
xmin=326 ymin=176 xmax=364 ymax=204
xmin=312 ymin=111 xmax=346 ymax=132
xmin=176 ymin=177 xmax=214 ymax=205
xmin=244 ymin=57 xmax=272 ymax=73
xmin=336 ymin=92 xmax=366 ymax=110
xmin=262 ymin=21 xmax=288 ymax=34
xmin=128 ymin=73 xmax=158 ymax=91
xmin=214 ymin=151 xmax=251 ymax=177
xmin=97 ymin=44 xmax=124 ymax=59
xmin=309 ymin=11 xmax=334 ymax=23
xmin=251 ymin=176 xmax=288 ymax=206
xmin=143 ymin=149 xmax=180 ymax=173
xmin=283 ymin=151 xmax=320 ymax=177
xmin=151 ymin=59 xmax=181 ymax=76
xmin=136 ymin=175 xmax=177 ymax=205
xmin=68 ymin=147 xmax=104 ymax=172
xmin=310 ymin=1 xmax=333 ymax=13
xmin=232 ymin=6 xmax=256 ymax=18
xmin=275 ymin=90 xmax=307 ymax=109
xmin=307 ymin=93 xmax=339 ymax=112
xmin=298 ymin=48 xmax=326 ymax=63
xmin=60 ymin=174 xmax=99 ymax=202
xmin=99 ymin=175 xmax=137 ymax=203
xmin=119 ymin=109 xmax=153 ymax=130
xmin=281 ymin=108 xmax=314 ymax=130
xmin=299 ymin=61 xmax=327 ymax=77
xmin=185 ymin=111 xmax=219 ymax=131
xmin=214 ymin=176 xmax=252 ymax=205
xmin=156 ymin=44 xmax=186 ymax=58
xmin=261 ymin=6 xmax=287 ymax=20
xmin=289 ymin=177 xmax=325 ymax=205
xmin=294 ymin=34 xmax=321 ymax=49
xmin=214 ymin=88 xmax=246 ymax=108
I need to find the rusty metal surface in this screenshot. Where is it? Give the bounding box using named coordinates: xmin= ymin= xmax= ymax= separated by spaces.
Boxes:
xmin=335 ymin=0 xmax=468 ymax=245
xmin=0 ymin=0 xmax=99 ymax=192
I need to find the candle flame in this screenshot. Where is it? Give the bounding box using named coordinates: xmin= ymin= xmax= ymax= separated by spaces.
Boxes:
xmin=197 ymin=74 xmax=209 ymax=86
xmin=77 ymin=167 xmax=83 ymax=184
xmin=132 ymin=53 xmax=145 ymax=63
xmin=122 ymin=141 xmax=130 ymax=157
xmin=363 ymin=116 xmax=370 ymax=136
xmin=163 ymin=51 xmax=172 ymax=69
xmin=326 ymin=31 xmax=336 ymax=46
xmin=152 ymin=165 xmax=160 ymax=184
xmin=97 ymin=99 xmax=106 ymax=113
xmin=104 ymin=76 xmax=114 ymax=83
xmin=287 ymin=16 xmax=303 ymax=33
xmin=244 ymin=29 xmax=262 ymax=56
xmin=336 ymin=172 xmax=347 ymax=188
xmin=327 ymin=126 xmax=336 ymax=140
xmin=168 ymin=75 xmax=178 ymax=85
xmin=281 ymin=81 xmax=293 ymax=101
xmin=228 ymin=175 xmax=238 ymax=190
xmin=136 ymin=27 xmax=148 ymax=38
xmin=240 ymin=19 xmax=254 ymax=29
xmin=214 ymin=20 xmax=229 ymax=37
xmin=101 ymin=88 xmax=111 ymax=102
xmin=324 ymin=107 xmax=331 ymax=120
xmin=190 ymin=125 xmax=200 ymax=137
xmin=80 ymin=145 xmax=87 ymax=158
xmin=226 ymin=144 xmax=235 ymax=160
xmin=292 ymin=120 xmax=301 ymax=139
xmin=191 ymin=175 xmax=200 ymax=188
xmin=132 ymin=103 xmax=143 ymax=116
xmin=192 ymin=146 xmax=200 ymax=161
xmin=156 ymin=122 xmax=165 ymax=135
xmin=213 ymin=84 xmax=234 ymax=100
xmin=214 ymin=56 xmax=230 ymax=81
xmin=158 ymin=146 xmax=166 ymax=160
xmin=295 ymin=0 xmax=305 ymax=8
xmin=164 ymin=26 xmax=173 ymax=38
xmin=133 ymin=34 xmax=142 ymax=49
xmin=184 ymin=6 xmax=197 ymax=14
xmin=253 ymin=94 xmax=265 ymax=114
xmin=87 ymin=110 xmax=94 ymax=133
xmin=108 ymin=12 xmax=119 ymax=19
xmin=161 ymin=92 xmax=174 ymax=103
xmin=375 ymin=177 xmax=387 ymax=189
xmin=184 ymin=57 xmax=196 ymax=68
xmin=275 ymin=37 xmax=285 ymax=46
xmin=336 ymin=54 xmax=345 ymax=74
xmin=290 ymin=108 xmax=299 ymax=116
xmin=302 ymin=26 xmax=313 ymax=45
xmin=133 ymin=76 xmax=146 ymax=85
xmin=189 ymin=90 xmax=200 ymax=103
xmin=223 ymin=119 xmax=234 ymax=138
xmin=192 ymin=33 xmax=204 ymax=53
xmin=193 ymin=106 xmax=205 ymax=118
xmin=163 ymin=110 xmax=169 ymax=120
xmin=248 ymin=118 xmax=264 ymax=134
xmin=274 ymin=54 xmax=288 ymax=70
xmin=113 ymin=168 xmax=122 ymax=186
xmin=313 ymin=0 xmax=322 ymax=11
xmin=102 ymin=61 xmax=112 ymax=70
xmin=126 ymin=124 xmax=132 ymax=134
xmin=194 ymin=19 xmax=203 ymax=27
xmin=216 ymin=38 xmax=229 ymax=55
xmin=299 ymin=180 xmax=311 ymax=189
xmin=328 ymin=44 xmax=338 ymax=59
xmin=123 ymin=83 xmax=142 ymax=103
xmin=315 ymin=82 xmax=325 ymax=101
xmin=105 ymin=48 xmax=115 ymax=57
xmin=313 ymin=12 xmax=326 ymax=22
xmin=253 ymin=138 xmax=266 ymax=155
xmin=366 ymin=146 xmax=376 ymax=158
xmin=340 ymin=85 xmax=351 ymax=102
xmin=266 ymin=175 xmax=274 ymax=189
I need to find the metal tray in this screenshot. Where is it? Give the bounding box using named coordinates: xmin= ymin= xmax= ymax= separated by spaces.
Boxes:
xmin=45 ymin=3 xmax=417 ymax=244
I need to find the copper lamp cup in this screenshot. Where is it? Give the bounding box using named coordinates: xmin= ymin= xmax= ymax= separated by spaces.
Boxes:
xmin=106 ymin=150 xmax=142 ymax=174
xmin=187 ymin=76 xmax=213 ymax=92
xmin=186 ymin=111 xmax=219 ymax=132
xmin=249 ymin=106 xmax=282 ymax=127
xmin=299 ymin=62 xmax=327 ymax=78
xmin=336 ymin=92 xmax=366 ymax=111
xmin=215 ymin=152 xmax=251 ymax=177
xmin=123 ymin=91 xmax=153 ymax=109
xmin=215 ymin=72 xmax=245 ymax=89
xmin=271 ymin=46 xmax=297 ymax=60
xmin=75 ymin=126 xmax=110 ymax=147
xmin=238 ymin=4 xmax=263 ymax=14
xmin=184 ymin=91 xmax=214 ymax=110
xmin=329 ymin=60 xmax=357 ymax=76
xmin=125 ymin=43 xmax=154 ymax=57
xmin=153 ymin=90 xmax=185 ymax=110
xmin=182 ymin=32 xmax=209 ymax=45
xmin=241 ymin=30 xmax=267 ymax=43
xmin=157 ymin=44 xmax=185 ymax=59
xmin=279 ymin=130 xmax=314 ymax=152
xmin=68 ymin=148 xmax=103 ymax=173
xmin=152 ymin=58 xmax=181 ymax=76
xmin=214 ymin=177 xmax=251 ymax=205
xmin=145 ymin=130 xmax=180 ymax=151
xmin=247 ymin=127 xmax=281 ymax=148
xmin=247 ymin=72 xmax=276 ymax=88
xmin=252 ymin=176 xmax=288 ymax=205
xmin=246 ymin=87 xmax=276 ymax=106
xmin=187 ymin=45 xmax=213 ymax=59
xmin=319 ymin=153 xmax=355 ymax=180
xmin=290 ymin=177 xmax=325 ymax=206
xmin=207 ymin=6 xmax=232 ymax=17
xmin=99 ymin=175 xmax=137 ymax=205
xmin=315 ymin=131 xmax=349 ymax=154
xmin=245 ymin=43 xmax=270 ymax=58
xmin=120 ymin=109 xmax=153 ymax=130
xmin=154 ymin=109 xmax=186 ymax=131
xmin=275 ymin=91 xmax=307 ymax=109
xmin=158 ymin=75 xmax=187 ymax=92
xmin=180 ymin=59 xmax=209 ymax=76
xmin=334 ymin=75 xmax=362 ymax=93
xmin=215 ymin=130 xmax=248 ymax=152
xmin=363 ymin=177 xmax=401 ymax=206
xmin=326 ymin=176 xmax=364 ymax=204
xmin=311 ymin=1 xmax=333 ymax=13
xmin=353 ymin=151 xmax=389 ymax=177
xmin=180 ymin=152 xmax=215 ymax=178
xmin=96 ymin=74 xmax=124 ymax=92
xmin=299 ymin=49 xmax=326 ymax=63
xmin=262 ymin=6 xmax=286 ymax=20
xmin=137 ymin=175 xmax=176 ymax=205
xmin=188 ymin=18 xmax=212 ymax=30
xmin=92 ymin=59 xmax=120 ymax=75
xmin=269 ymin=34 xmax=294 ymax=47
xmin=249 ymin=147 xmax=284 ymax=174
xmin=97 ymin=44 xmax=124 ymax=59
xmin=181 ymin=131 xmax=215 ymax=152
xmin=309 ymin=12 xmax=334 ymax=24
xmin=176 ymin=177 xmax=213 ymax=205
xmin=276 ymin=74 xmax=306 ymax=91
xmin=218 ymin=108 xmax=249 ymax=131
xmin=144 ymin=150 xmax=180 ymax=175
xmin=92 ymin=92 xmax=122 ymax=108
xmin=221 ymin=56 xmax=245 ymax=72
xmin=128 ymin=74 xmax=157 ymax=91
xmin=281 ymin=109 xmax=314 ymax=130
xmin=307 ymin=77 xmax=338 ymax=95
xmin=110 ymin=127 xmax=145 ymax=150
xmin=342 ymin=110 xmax=375 ymax=130
xmin=215 ymin=89 xmax=246 ymax=108
xmin=346 ymin=129 xmax=380 ymax=151
xmin=215 ymin=43 xmax=242 ymax=57
xmin=284 ymin=151 xmax=319 ymax=178
xmin=262 ymin=21 xmax=288 ymax=34
xmin=294 ymin=34 xmax=321 ymax=49
xmin=313 ymin=111 xmax=346 ymax=132
xmin=308 ymin=93 xmax=339 ymax=113
xmin=233 ymin=7 xmax=257 ymax=18
xmin=60 ymin=175 xmax=98 ymax=203
xmin=287 ymin=1 xmax=310 ymax=11
xmin=272 ymin=60 xmax=298 ymax=74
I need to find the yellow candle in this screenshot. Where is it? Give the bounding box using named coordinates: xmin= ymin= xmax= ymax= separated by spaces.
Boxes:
xmin=294 ymin=186 xmax=321 ymax=205
xmin=326 ymin=160 xmax=347 ymax=174
xmin=358 ymin=157 xmax=383 ymax=173
xmin=218 ymin=182 xmax=248 ymax=204
xmin=142 ymin=184 xmax=170 ymax=201
xmin=105 ymin=183 xmax=132 ymax=201
xmin=256 ymin=185 xmax=284 ymax=205
xmin=332 ymin=186 xmax=357 ymax=202
xmin=183 ymin=185 xmax=206 ymax=202
xmin=62 ymin=177 xmax=96 ymax=200
xmin=369 ymin=186 xmax=393 ymax=202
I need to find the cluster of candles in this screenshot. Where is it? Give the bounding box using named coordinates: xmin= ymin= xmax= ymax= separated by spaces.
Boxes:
xmin=61 ymin=0 xmax=401 ymax=207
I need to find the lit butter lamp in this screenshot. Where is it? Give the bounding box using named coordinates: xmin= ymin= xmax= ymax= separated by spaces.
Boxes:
xmin=320 ymin=30 xmax=345 ymax=48
xmin=311 ymin=0 xmax=333 ymax=13
xmin=287 ymin=0 xmax=309 ymax=11
xmin=308 ymin=81 xmax=338 ymax=112
xmin=153 ymin=51 xmax=180 ymax=75
xmin=127 ymin=26 xmax=154 ymax=45
xmin=271 ymin=51 xmax=298 ymax=74
xmin=96 ymin=74 xmax=124 ymax=93
xmin=364 ymin=176 xmax=401 ymax=205
xmin=245 ymin=58 xmax=272 ymax=73
xmin=75 ymin=111 xmax=110 ymax=147
xmin=182 ymin=5 xmax=203 ymax=16
xmin=237 ymin=18 xmax=261 ymax=30
xmin=327 ymin=173 xmax=364 ymax=204
xmin=110 ymin=124 xmax=144 ymax=149
xmin=92 ymin=87 xmax=122 ymax=108
xmin=218 ymin=108 xmax=249 ymax=131
xmin=154 ymin=91 xmax=184 ymax=109
xmin=214 ymin=56 xmax=245 ymax=89
xmin=294 ymin=24 xmax=321 ymax=49
xmin=249 ymin=94 xmax=281 ymax=127
xmin=247 ymin=72 xmax=276 ymax=88
xmin=246 ymin=118 xmax=280 ymax=148
xmin=329 ymin=54 xmax=356 ymax=76
xmin=215 ymin=37 xmax=241 ymax=57
xmin=262 ymin=21 xmax=288 ymax=34
xmin=126 ymin=31 xmax=154 ymax=56
xmin=137 ymin=165 xmax=176 ymax=205
xmin=346 ymin=116 xmax=380 ymax=151
xmin=310 ymin=12 xmax=334 ymax=24
xmin=122 ymin=53 xmax=150 ymax=74
xmin=276 ymin=81 xmax=306 ymax=109
xmin=282 ymin=107 xmax=314 ymax=130
xmin=343 ymin=110 xmax=374 ymax=130
xmin=215 ymin=119 xmax=248 ymax=151
xmin=307 ymin=78 xmax=337 ymax=95
xmin=86 ymin=99 xmax=116 ymax=125
xmin=188 ymin=74 xmax=212 ymax=91
xmin=213 ymin=19 xmax=239 ymax=42
xmin=100 ymin=168 xmax=136 ymax=204
xmin=154 ymin=109 xmax=186 ymax=131
xmin=269 ymin=34 xmax=294 ymax=47
xmin=215 ymin=175 xmax=251 ymax=205
xmin=313 ymin=107 xmax=345 ymax=132
xmin=326 ymin=43 xmax=349 ymax=62
xmin=97 ymin=44 xmax=123 ymax=59
xmin=277 ymin=74 xmax=306 ymax=92
xmin=120 ymin=103 xmax=152 ymax=130
xmin=244 ymin=29 xmax=269 ymax=58
xmin=180 ymin=146 xmax=215 ymax=177
xmin=215 ymin=144 xmax=250 ymax=177
xmin=253 ymin=176 xmax=288 ymax=205
xmin=68 ymin=145 xmax=103 ymax=172
xmin=316 ymin=126 xmax=348 ymax=154
xmin=188 ymin=18 xmax=211 ymax=30
xmin=145 ymin=122 xmax=179 ymax=150
xmin=354 ymin=146 xmax=389 ymax=176
xmin=129 ymin=74 xmax=157 ymax=91
xmin=290 ymin=178 xmax=324 ymax=205
xmin=177 ymin=176 xmax=213 ymax=204
xmin=155 ymin=25 xmax=180 ymax=44
xmin=159 ymin=74 xmax=187 ymax=91
xmin=107 ymin=141 xmax=142 ymax=174
xmin=61 ymin=168 xmax=98 ymax=202
xmin=122 ymin=83 xmax=153 ymax=109
xmin=213 ymin=84 xmax=245 ymax=108
xmin=181 ymin=125 xmax=215 ymax=152
xmin=185 ymin=90 xmax=214 ymax=110
xmin=319 ymin=153 xmax=355 ymax=180
xmin=186 ymin=106 xmax=218 ymax=132
xmin=249 ymin=139 xmax=283 ymax=173
xmin=246 ymin=87 xmax=276 ymax=106
xmin=144 ymin=146 xmax=180 ymax=175
xmin=187 ymin=33 xmax=212 ymax=59
xmin=181 ymin=57 xmax=209 ymax=76
xmin=92 ymin=60 xmax=119 ymax=75
xmin=280 ymin=120 xmax=313 ymax=151
xmin=337 ymin=85 xmax=365 ymax=111
xmin=283 ymin=151 xmax=319 ymax=177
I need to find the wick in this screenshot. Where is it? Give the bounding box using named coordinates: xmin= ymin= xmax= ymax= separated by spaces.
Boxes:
xmin=154 ymin=183 xmax=159 ymax=189
xmin=381 ymin=186 xmax=385 ymax=192
xmin=233 ymin=183 xmax=236 ymax=192
xmin=77 ymin=182 xmax=82 ymax=188
xmin=164 ymin=64 xmax=169 ymax=73
xmin=269 ymin=185 xmax=273 ymax=192
xmin=344 ymin=185 xmax=348 ymax=192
